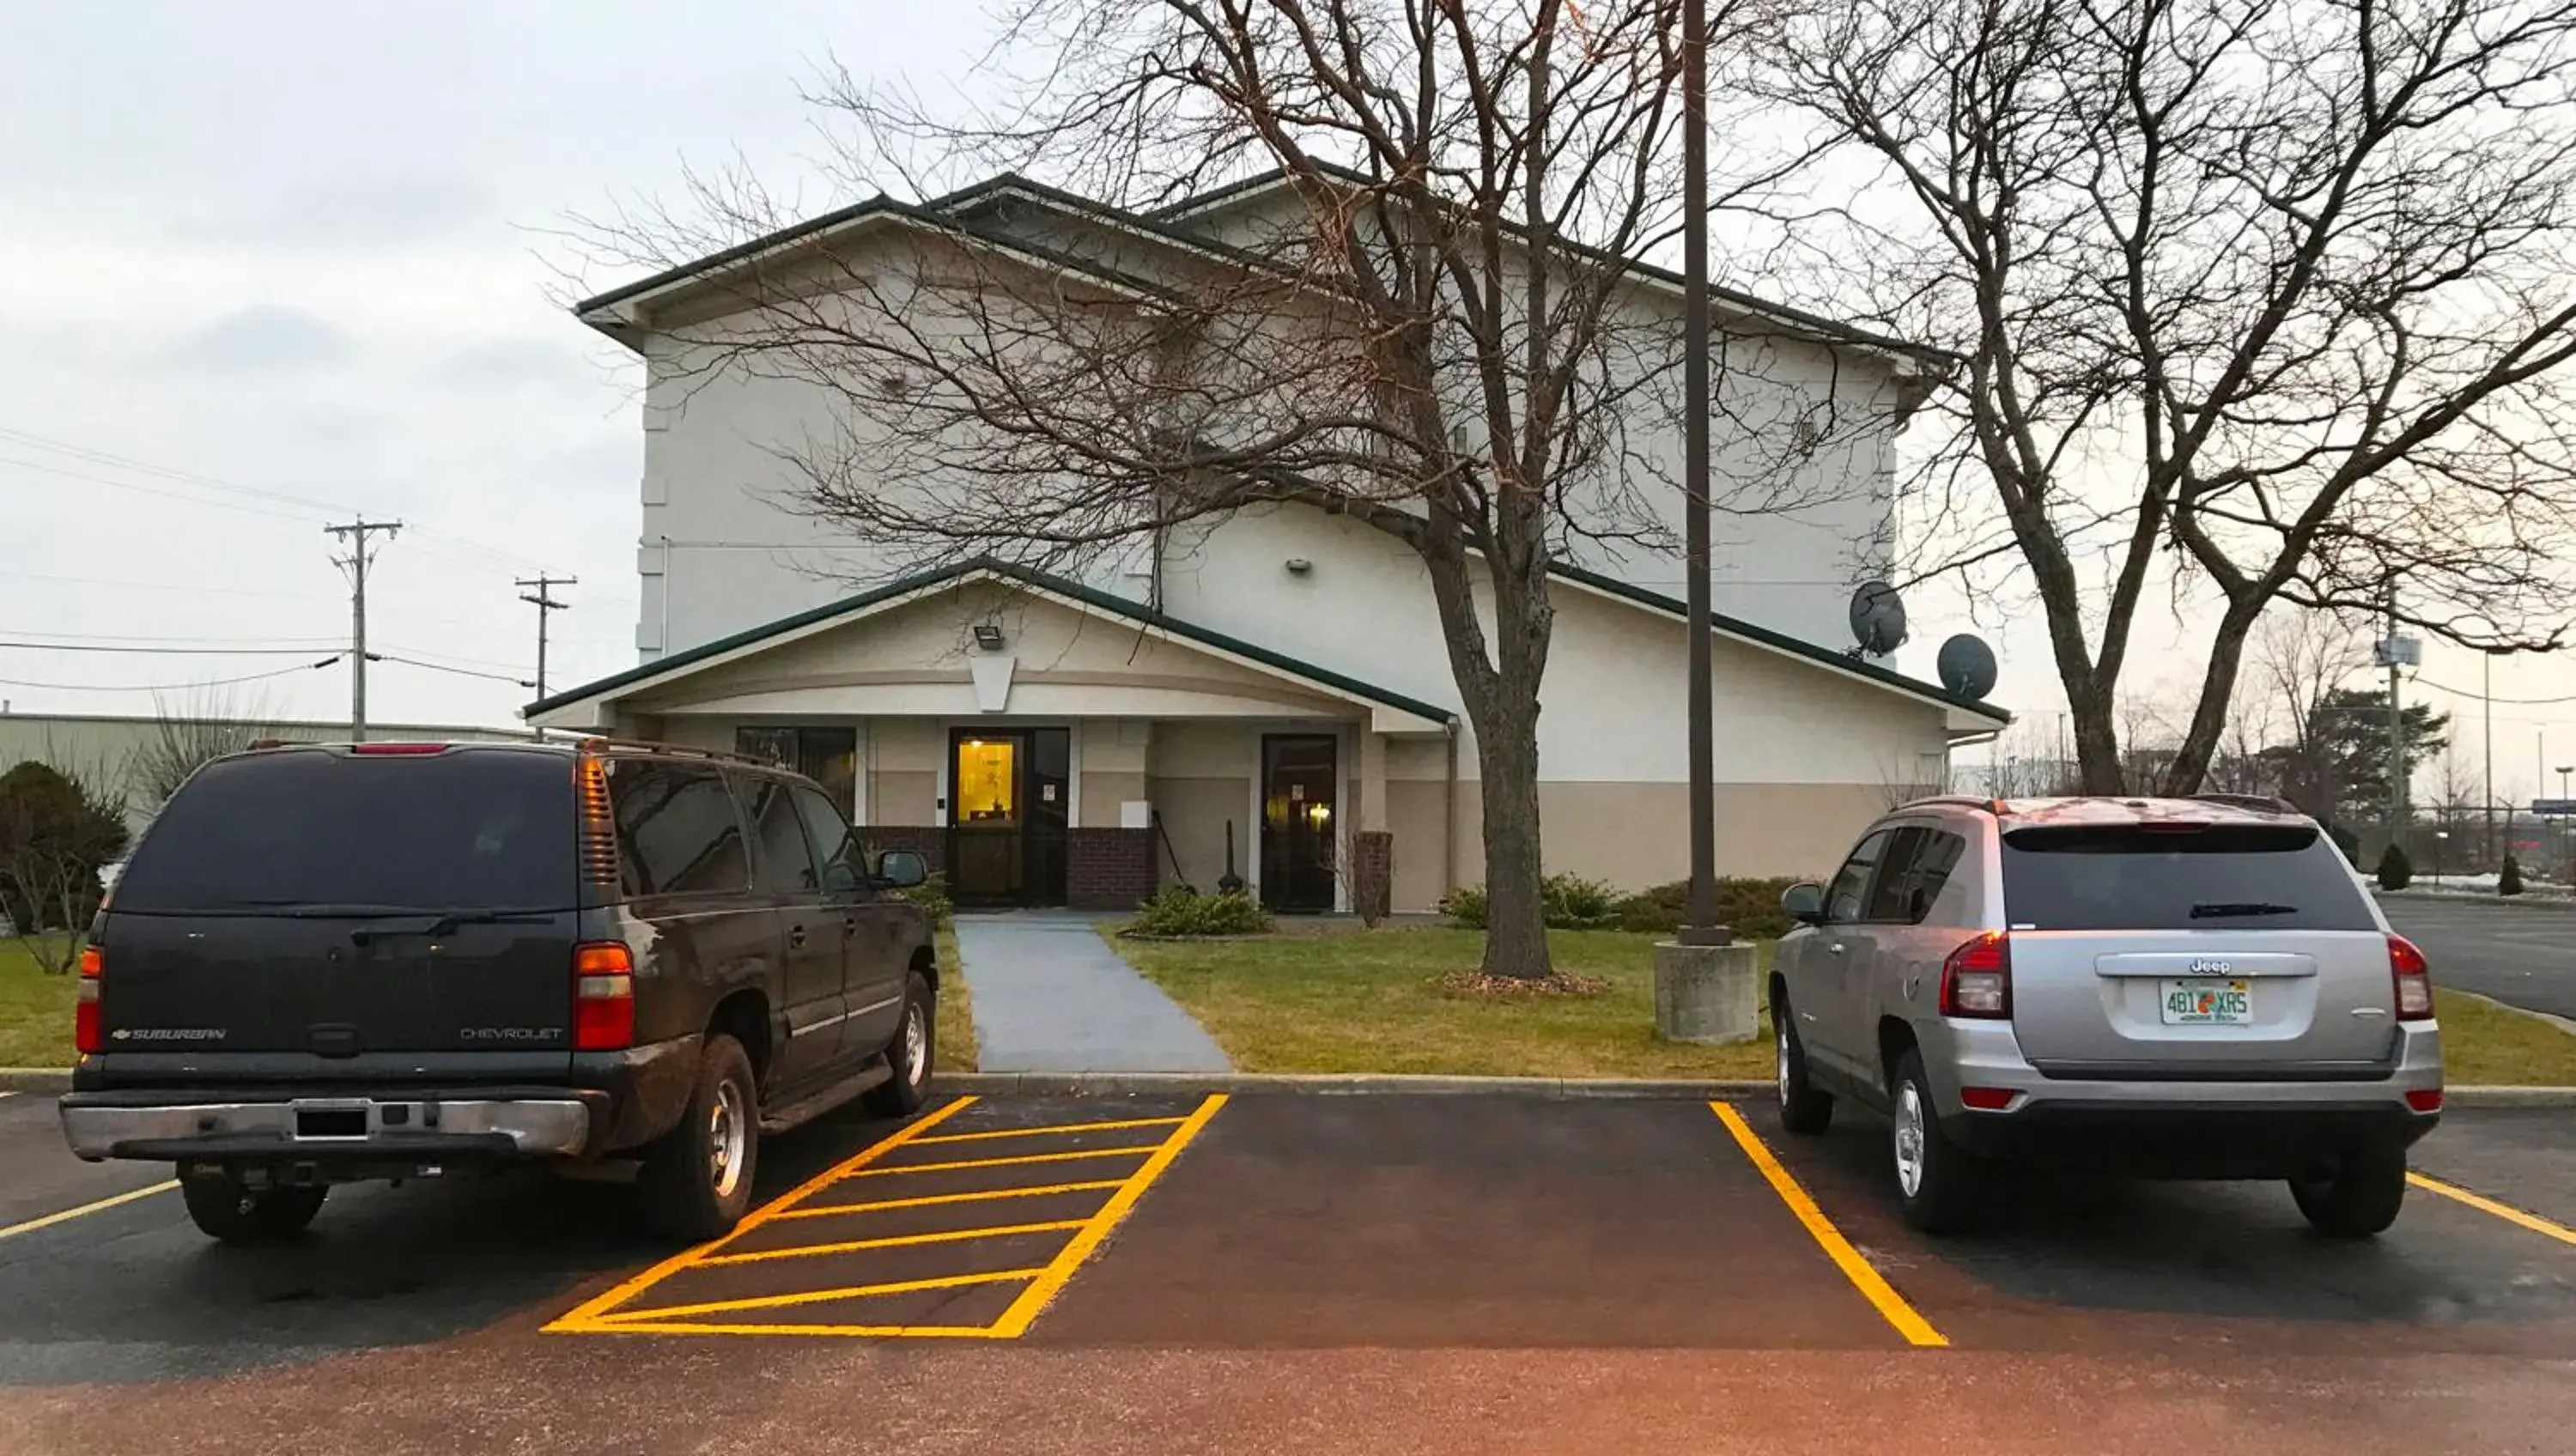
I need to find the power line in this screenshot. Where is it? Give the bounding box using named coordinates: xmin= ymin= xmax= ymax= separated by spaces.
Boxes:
xmin=0 ymin=658 xmax=343 ymax=693
xmin=0 ymin=641 xmax=345 ymax=657
xmin=2414 ymin=676 xmax=2576 ymax=707
xmin=0 ymin=454 xmax=332 ymax=525
xmin=369 ymin=652 xmax=535 ymax=688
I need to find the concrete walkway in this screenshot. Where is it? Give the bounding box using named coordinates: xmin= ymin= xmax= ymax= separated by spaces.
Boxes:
xmin=951 ymin=913 xmax=1233 ymax=1073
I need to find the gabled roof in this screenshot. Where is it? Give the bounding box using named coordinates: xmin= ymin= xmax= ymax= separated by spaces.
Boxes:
xmin=1545 ymin=561 xmax=2012 ymax=728
xmin=524 ymin=555 xmax=1456 ymax=730
xmin=571 ymin=167 xmax=1948 ymax=369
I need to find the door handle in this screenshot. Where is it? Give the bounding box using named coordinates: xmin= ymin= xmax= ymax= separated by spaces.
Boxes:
xmin=787 ymin=925 xmax=808 ymax=949
xmin=1826 ymin=943 xmax=1846 ymax=956
xmin=842 ymin=915 xmax=859 ymax=937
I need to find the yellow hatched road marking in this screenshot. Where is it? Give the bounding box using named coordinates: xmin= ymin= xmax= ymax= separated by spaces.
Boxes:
xmin=1710 ymin=1102 xmax=1948 ymax=1350
xmin=589 ymin=1266 xmax=1046 ymax=1325
xmin=554 ymin=1317 xmax=1015 ymax=1338
xmin=768 ymin=1178 xmax=1129 ymax=1221
xmin=0 ymin=1180 xmax=178 ymax=1243
xmin=847 ymin=1144 xmax=1163 ymax=1178
xmin=985 ymin=1094 xmax=1228 ymax=1338
xmin=2409 ymin=1172 xmax=2576 ymax=1248
xmin=908 ymin=1115 xmax=1188 ymax=1146
xmin=696 ymin=1218 xmax=1091 ymax=1266
xmin=544 ymin=1095 xmax=975 ymax=1332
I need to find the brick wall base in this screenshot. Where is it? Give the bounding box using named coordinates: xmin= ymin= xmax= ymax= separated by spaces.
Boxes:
xmin=1067 ymin=827 xmax=1157 ymax=911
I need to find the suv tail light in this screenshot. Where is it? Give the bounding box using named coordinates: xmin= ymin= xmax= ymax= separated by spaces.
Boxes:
xmin=574 ymin=942 xmax=635 ymax=1051
xmin=1941 ymin=931 xmax=2012 ymax=1018
xmin=574 ymin=751 xmax=620 ymax=887
xmin=2389 ymin=934 xmax=2434 ymax=1021
xmin=74 ymin=943 xmax=103 ymax=1055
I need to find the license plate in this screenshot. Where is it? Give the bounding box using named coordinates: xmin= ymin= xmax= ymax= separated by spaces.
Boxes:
xmin=2160 ymin=979 xmax=2252 ymax=1026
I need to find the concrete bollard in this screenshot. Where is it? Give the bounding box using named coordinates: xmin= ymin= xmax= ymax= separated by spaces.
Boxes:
xmin=1653 ymin=939 xmax=1761 ymax=1045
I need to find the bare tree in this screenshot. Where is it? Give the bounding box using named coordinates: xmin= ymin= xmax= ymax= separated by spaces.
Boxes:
xmin=566 ymin=1 xmax=1911 ymax=978
xmin=2251 ymin=610 xmax=2368 ymax=823
xmin=1765 ymin=0 xmax=2576 ymax=794
xmin=125 ymin=687 xmax=289 ymax=816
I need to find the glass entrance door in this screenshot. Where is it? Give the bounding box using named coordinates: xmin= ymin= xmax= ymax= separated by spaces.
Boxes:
xmin=1261 ymin=733 xmax=1338 ymax=913
xmin=945 ymin=728 xmax=1069 ymax=907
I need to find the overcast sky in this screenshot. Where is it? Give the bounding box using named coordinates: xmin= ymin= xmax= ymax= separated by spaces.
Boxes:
xmin=3 ymin=1 xmax=2571 ymax=802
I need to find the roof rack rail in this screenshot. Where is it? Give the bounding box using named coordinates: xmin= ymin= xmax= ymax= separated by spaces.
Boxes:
xmin=573 ymin=736 xmax=775 ymax=767
xmin=1897 ymin=793 xmax=2008 ymax=815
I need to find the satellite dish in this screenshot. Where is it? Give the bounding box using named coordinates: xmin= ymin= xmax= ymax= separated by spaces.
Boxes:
xmin=1937 ymin=634 xmax=1999 ymax=701
xmin=1848 ymin=581 xmax=1909 ymax=656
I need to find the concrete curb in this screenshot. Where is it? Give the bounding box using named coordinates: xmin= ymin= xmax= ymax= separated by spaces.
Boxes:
xmin=2379 ymin=889 xmax=2576 ymax=913
xmin=941 ymin=1071 xmax=2576 ymax=1107
xmin=8 ymin=1066 xmax=2571 ymax=1106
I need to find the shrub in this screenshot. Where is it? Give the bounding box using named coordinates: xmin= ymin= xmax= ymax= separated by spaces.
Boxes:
xmin=0 ymin=761 xmax=129 ymax=951
xmin=2375 ymin=842 xmax=2414 ymax=892
xmin=893 ymin=873 xmax=954 ymax=929
xmin=1123 ymin=886 xmax=1272 ymax=937
xmin=2500 ymin=853 xmax=2525 ymax=896
xmin=1439 ymin=874 xmax=1810 ymax=939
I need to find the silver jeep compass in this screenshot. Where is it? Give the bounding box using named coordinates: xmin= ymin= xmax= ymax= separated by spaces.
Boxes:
xmin=1771 ymin=795 xmax=2443 ymax=1237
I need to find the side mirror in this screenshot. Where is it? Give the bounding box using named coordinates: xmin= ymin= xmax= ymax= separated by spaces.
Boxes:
xmin=876 ymin=849 xmax=929 ymax=889
xmin=1780 ymin=882 xmax=1826 ymax=925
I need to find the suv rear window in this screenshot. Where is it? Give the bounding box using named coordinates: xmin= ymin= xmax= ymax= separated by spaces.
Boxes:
xmin=113 ymin=749 xmax=576 ymax=913
xmin=2001 ymin=822 xmax=2376 ymax=931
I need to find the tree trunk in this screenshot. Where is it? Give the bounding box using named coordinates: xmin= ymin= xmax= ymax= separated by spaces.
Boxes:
xmin=2069 ymin=682 xmax=2127 ymax=794
xmin=1470 ymin=686 xmax=1554 ymax=980
xmin=2158 ymin=600 xmax=2263 ymax=795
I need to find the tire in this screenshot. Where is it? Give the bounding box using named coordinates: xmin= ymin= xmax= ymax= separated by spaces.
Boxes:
xmin=638 ymin=1032 xmax=759 ymax=1241
xmin=2289 ymin=1148 xmax=2408 ymax=1238
xmin=179 ymin=1173 xmax=327 ymax=1245
xmin=864 ymin=972 xmax=935 ymax=1118
xmin=1773 ymin=995 xmax=1834 ymax=1135
xmin=1890 ymin=1050 xmax=1982 ymax=1234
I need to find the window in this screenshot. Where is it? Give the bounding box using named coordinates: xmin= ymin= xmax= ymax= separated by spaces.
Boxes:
xmin=742 ymin=774 xmax=818 ymax=895
xmin=114 ymin=749 xmax=574 ymax=913
xmin=1897 ymin=830 xmax=1969 ymax=924
xmin=607 ymin=759 xmax=750 ymax=897
xmin=2000 ymin=822 xmax=2376 ymax=931
xmin=1824 ymin=830 xmax=1893 ymax=923
xmin=1862 ymin=828 xmax=1929 ymax=922
xmin=735 ymin=726 xmax=857 ymax=814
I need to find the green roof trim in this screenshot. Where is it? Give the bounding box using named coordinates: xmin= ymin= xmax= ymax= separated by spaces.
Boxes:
xmin=524 ymin=555 xmax=1458 ymax=727
xmin=1545 ymin=561 xmax=2012 ymax=724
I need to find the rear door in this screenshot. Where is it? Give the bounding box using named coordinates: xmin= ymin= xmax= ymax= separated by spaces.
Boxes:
xmin=793 ymin=782 xmax=907 ymax=1059
xmin=98 ymin=745 xmax=580 ymax=1077
xmin=739 ymin=771 xmax=846 ymax=1087
xmin=1999 ymin=820 xmax=2401 ymax=1077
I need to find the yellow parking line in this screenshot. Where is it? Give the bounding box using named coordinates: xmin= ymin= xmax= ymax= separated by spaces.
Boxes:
xmin=553 ymin=1317 xmax=1015 ymax=1338
xmin=695 ymin=1218 xmax=1091 ymax=1266
xmin=768 ymin=1178 xmax=1130 ymax=1221
xmin=986 ymin=1094 xmax=1227 ymax=1338
xmin=2409 ymin=1172 xmax=2576 ymax=1249
xmin=589 ymin=1266 xmax=1046 ymax=1326
xmin=545 ymin=1095 xmax=975 ymax=1332
xmin=908 ymin=1115 xmax=1188 ymax=1146
xmin=1710 ymin=1102 xmax=1948 ymax=1349
xmin=0 ymin=1180 xmax=178 ymax=1243
xmin=845 ymin=1144 xmax=1163 ymax=1178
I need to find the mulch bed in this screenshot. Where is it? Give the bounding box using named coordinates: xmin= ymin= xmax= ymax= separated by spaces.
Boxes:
xmin=1434 ymin=970 xmax=1611 ymax=999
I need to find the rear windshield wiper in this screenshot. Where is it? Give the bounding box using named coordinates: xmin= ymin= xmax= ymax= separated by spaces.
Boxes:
xmin=2189 ymin=901 xmax=2300 ymax=918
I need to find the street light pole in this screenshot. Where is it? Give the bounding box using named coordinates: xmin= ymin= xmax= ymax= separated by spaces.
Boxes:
xmin=1680 ymin=0 xmax=1727 ymax=947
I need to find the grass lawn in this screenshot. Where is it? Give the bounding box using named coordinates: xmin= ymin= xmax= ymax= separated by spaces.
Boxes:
xmin=935 ymin=924 xmax=978 ymax=1071
xmin=1107 ymin=925 xmax=2576 ymax=1086
xmin=0 ymin=937 xmax=77 ymax=1068
xmin=2436 ymin=990 xmax=2576 ymax=1086
xmin=1107 ymin=925 xmax=1777 ymax=1078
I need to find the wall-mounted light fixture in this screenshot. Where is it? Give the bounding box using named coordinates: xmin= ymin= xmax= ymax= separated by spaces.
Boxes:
xmin=1285 ymin=557 xmax=1313 ymax=575
xmin=972 ymin=622 xmax=1006 ymax=652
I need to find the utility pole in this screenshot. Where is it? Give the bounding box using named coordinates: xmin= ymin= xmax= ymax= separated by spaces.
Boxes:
xmin=2484 ymin=652 xmax=2496 ymax=871
xmin=1680 ymin=0 xmax=1725 ymax=947
xmin=325 ymin=518 xmax=401 ymax=742
xmin=2376 ymin=585 xmax=2417 ymax=860
xmin=516 ymin=573 xmax=576 ymax=741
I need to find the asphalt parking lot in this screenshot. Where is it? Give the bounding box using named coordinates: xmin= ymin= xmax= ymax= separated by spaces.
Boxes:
xmin=1 ymin=1085 xmax=2572 ymax=1454
xmin=2381 ymin=895 xmax=2576 ymax=1021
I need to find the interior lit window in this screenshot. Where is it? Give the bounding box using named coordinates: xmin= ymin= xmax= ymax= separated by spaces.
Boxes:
xmin=955 ymin=739 xmax=1017 ymax=822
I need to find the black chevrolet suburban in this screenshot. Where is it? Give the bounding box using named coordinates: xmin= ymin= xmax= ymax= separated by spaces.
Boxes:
xmin=58 ymin=738 xmax=938 ymax=1244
